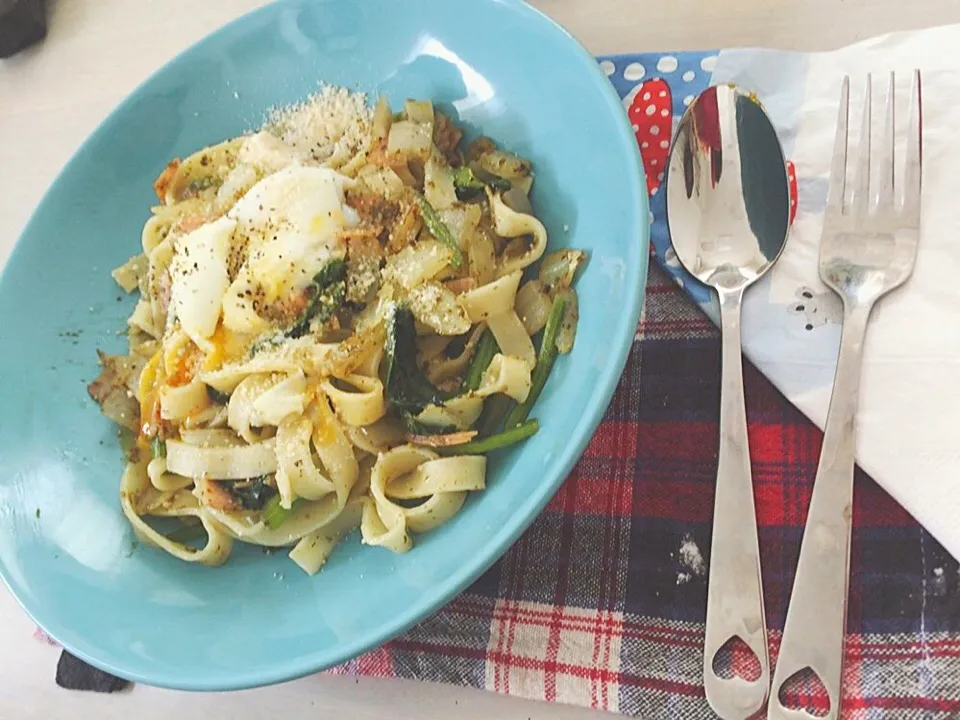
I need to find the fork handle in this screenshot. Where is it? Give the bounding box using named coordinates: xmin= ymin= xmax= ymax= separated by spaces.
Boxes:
xmin=769 ymin=301 xmax=873 ymax=720
xmin=703 ymin=288 xmax=769 ymax=720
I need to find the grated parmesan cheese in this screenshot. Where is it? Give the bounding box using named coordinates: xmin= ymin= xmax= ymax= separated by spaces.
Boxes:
xmin=265 ymin=85 xmax=373 ymax=165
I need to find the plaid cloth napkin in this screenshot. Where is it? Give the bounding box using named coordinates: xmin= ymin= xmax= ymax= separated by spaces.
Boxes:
xmin=40 ymin=50 xmax=960 ymax=718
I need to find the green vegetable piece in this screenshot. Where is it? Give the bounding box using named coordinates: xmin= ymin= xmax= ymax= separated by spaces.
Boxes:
xmin=227 ymin=476 xmax=277 ymax=511
xmin=385 ymin=304 xmax=446 ymax=415
xmin=248 ymin=334 xmax=284 ymax=358
xmin=477 ymin=394 xmax=512 ymax=437
xmin=451 ymin=166 xmax=511 ymax=194
xmin=150 ymin=437 xmax=166 ymax=459
xmin=313 ymin=257 xmax=348 ymax=288
xmin=440 ymin=419 xmax=539 ymax=455
xmin=262 ymin=495 xmax=304 ymax=530
xmin=206 ymin=385 xmax=230 ymax=404
xmin=462 ymin=329 xmax=499 ymax=392
xmin=451 ymin=166 xmax=484 ymax=191
xmin=416 ymin=195 xmax=463 ymax=269
xmin=401 ymin=412 xmax=458 ymax=436
xmin=504 ymin=295 xmax=566 ymax=429
xmin=288 ymin=259 xmax=347 ymax=338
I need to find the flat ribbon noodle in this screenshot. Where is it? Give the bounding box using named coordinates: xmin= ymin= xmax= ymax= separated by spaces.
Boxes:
xmin=308 ymin=395 xmax=359 ymax=501
xmin=275 ymin=415 xmax=337 ymax=508
xmin=165 ymin=437 xmax=277 ymax=480
xmin=342 ymin=417 xmax=407 ymax=456
xmin=275 ymin=394 xmax=358 ymax=509
xmin=360 ymin=445 xmax=486 ymax=553
xmin=200 ymin=338 xmax=335 ymax=394
xmin=387 ymin=456 xmax=486 ymax=498
xmin=458 ymin=271 xmax=535 ymax=367
xmin=160 ymin=379 xmax=210 ymax=421
xmin=355 ymin=344 xmax=384 ymax=378
xmin=141 ymin=199 xmax=205 ymax=254
xmin=203 ymin=493 xmax=344 ymax=548
xmin=288 ymin=498 xmax=364 ymax=575
xmin=487 ymin=189 xmax=548 ymax=278
xmin=211 ymin=402 xmax=362 ymax=544
xmin=253 ymin=371 xmax=308 ymax=426
xmin=472 ymin=353 xmax=531 ymax=403
xmin=321 ymin=374 xmax=386 ymax=427
xmin=228 ymin=371 xmax=307 ymax=443
xmin=487 ymin=311 xmax=535 ymax=369
xmin=146 ymin=456 xmax=192 ymax=492
xmin=415 ymin=396 xmax=484 ymax=431
xmin=179 ymin=428 xmax=241 ymax=447
xmin=119 ymin=459 xmax=234 ymax=566
xmin=458 ymin=271 xmax=521 ymax=323
xmin=181 ymin=403 xmax=228 ymax=430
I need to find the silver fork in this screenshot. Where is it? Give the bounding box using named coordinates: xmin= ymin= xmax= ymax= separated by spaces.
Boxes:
xmin=768 ymin=71 xmax=922 ymax=720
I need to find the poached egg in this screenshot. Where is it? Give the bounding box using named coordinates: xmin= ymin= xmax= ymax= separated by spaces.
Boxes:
xmin=169 ymin=160 xmax=357 ymax=345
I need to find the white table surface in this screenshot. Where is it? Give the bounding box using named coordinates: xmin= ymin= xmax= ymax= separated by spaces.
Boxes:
xmin=4 ymin=1 xmax=960 ymax=718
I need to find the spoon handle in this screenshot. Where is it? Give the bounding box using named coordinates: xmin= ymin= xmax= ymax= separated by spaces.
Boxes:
xmin=768 ymin=303 xmax=871 ymax=720
xmin=704 ymin=288 xmax=770 ymax=720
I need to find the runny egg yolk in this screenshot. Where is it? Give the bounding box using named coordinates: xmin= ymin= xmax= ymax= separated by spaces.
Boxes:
xmin=202 ymin=323 xmax=249 ymax=372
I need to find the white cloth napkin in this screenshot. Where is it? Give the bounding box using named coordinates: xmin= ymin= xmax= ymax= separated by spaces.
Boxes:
xmin=681 ymin=25 xmax=960 ymax=560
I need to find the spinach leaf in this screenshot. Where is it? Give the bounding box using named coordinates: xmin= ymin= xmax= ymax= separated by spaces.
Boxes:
xmin=206 ymin=385 xmax=231 ymax=404
xmin=227 ymin=476 xmax=277 ymax=511
xmin=385 ymin=304 xmax=446 ymax=415
xmin=400 ymin=412 xmax=458 ymax=436
xmin=288 ymin=259 xmax=347 ymax=338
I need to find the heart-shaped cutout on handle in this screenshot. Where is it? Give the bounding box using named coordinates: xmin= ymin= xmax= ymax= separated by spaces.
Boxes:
xmin=710 ymin=634 xmax=762 ymax=683
xmin=777 ymin=666 xmax=831 ymax=717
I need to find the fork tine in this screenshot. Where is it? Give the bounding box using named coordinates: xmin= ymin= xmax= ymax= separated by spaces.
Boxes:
xmin=902 ymin=69 xmax=922 ymax=218
xmin=874 ymin=72 xmax=895 ymax=210
xmin=826 ymin=77 xmax=850 ymax=212
xmin=850 ymin=75 xmax=872 ymax=215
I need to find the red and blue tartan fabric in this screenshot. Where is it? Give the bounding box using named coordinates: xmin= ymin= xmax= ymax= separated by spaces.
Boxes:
xmin=48 ymin=51 xmax=960 ymax=718
xmin=328 ymin=52 xmax=960 ymax=718
xmin=340 ymin=260 xmax=960 ymax=718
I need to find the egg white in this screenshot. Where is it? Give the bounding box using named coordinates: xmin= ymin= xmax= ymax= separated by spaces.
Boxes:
xmin=169 ymin=215 xmax=235 ymax=347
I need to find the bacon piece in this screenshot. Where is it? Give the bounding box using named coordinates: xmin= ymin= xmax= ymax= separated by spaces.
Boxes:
xmin=407 ymin=430 xmax=478 ymax=448
xmin=153 ymin=159 xmax=181 ymax=203
xmin=198 ymin=478 xmax=242 ymax=511
xmin=345 ymin=190 xmax=400 ymax=230
xmin=444 ymin=277 xmax=477 ymax=295
xmin=387 ymin=201 xmax=421 ymax=253
xmin=340 ymin=227 xmax=384 ymax=261
xmin=433 ymin=113 xmax=463 ymax=165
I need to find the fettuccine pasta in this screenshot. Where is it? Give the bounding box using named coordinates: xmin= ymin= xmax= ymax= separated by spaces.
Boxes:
xmin=89 ymin=86 xmax=586 ymax=575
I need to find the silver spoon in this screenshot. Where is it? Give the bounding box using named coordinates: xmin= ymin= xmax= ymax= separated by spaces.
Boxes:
xmin=665 ymin=84 xmax=791 ymax=720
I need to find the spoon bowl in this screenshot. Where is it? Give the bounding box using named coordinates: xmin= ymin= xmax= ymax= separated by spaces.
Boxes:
xmin=668 ymin=84 xmax=790 ymax=289
xmin=666 ymin=83 xmax=790 ymax=720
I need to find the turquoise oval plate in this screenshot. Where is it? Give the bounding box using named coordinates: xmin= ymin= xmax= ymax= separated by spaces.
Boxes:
xmin=0 ymin=0 xmax=647 ymax=690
